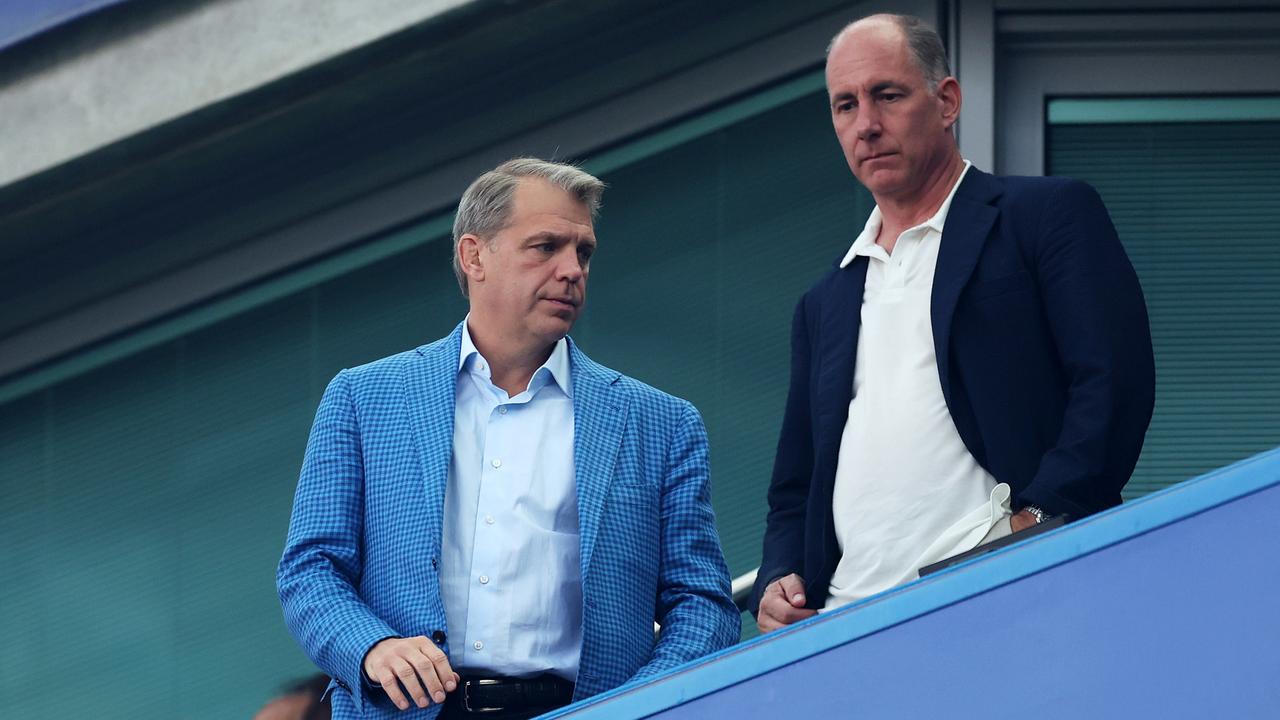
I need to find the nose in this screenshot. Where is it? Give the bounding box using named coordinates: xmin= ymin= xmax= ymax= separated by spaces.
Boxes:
xmin=555 ymin=247 xmax=584 ymax=284
xmin=854 ymin=103 xmax=881 ymax=141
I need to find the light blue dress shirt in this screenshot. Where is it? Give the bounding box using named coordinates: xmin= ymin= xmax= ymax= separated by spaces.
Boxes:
xmin=441 ymin=322 xmax=582 ymax=680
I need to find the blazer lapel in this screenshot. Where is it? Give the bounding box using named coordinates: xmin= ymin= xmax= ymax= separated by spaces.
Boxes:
xmin=815 ymin=257 xmax=869 ymax=431
xmin=567 ymin=339 xmax=627 ymax=579
xmin=402 ymin=322 xmax=464 ymax=542
xmin=932 ymin=170 xmax=1001 ymax=403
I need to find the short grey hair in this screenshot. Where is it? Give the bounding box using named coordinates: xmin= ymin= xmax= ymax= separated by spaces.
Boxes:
xmin=451 ymin=157 xmax=605 ymax=297
xmin=829 ymin=14 xmax=951 ymax=91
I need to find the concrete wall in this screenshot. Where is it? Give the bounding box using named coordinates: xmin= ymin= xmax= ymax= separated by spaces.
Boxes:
xmin=0 ymin=0 xmax=471 ymax=188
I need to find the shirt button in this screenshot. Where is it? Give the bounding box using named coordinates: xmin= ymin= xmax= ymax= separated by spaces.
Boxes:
xmin=473 ymin=641 xmax=484 ymax=651
xmin=499 ymin=406 xmax=508 ymax=415
xmin=484 ymin=515 xmax=495 ymax=525
xmin=491 ymin=458 xmax=502 ymax=468
xmin=479 ymin=575 xmax=489 ymax=584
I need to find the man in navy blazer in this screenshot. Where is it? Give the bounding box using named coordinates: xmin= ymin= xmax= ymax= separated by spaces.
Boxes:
xmin=752 ymin=15 xmax=1154 ymax=629
xmin=279 ymin=158 xmax=738 ymax=718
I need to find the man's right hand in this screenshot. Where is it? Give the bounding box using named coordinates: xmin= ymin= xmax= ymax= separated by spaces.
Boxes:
xmin=757 ymin=573 xmax=817 ymax=633
xmin=363 ymin=636 xmax=459 ymax=711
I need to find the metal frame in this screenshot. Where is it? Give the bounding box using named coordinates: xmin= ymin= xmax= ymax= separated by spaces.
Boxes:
xmin=996 ymin=7 xmax=1280 ymax=176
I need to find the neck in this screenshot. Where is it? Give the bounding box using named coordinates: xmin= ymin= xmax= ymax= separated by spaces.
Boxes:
xmin=465 ymin=316 xmax=556 ymax=396
xmin=876 ymin=152 xmax=965 ymax=236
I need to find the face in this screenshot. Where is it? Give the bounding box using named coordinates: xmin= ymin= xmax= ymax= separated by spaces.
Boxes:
xmin=825 ymin=21 xmax=960 ymax=202
xmin=460 ymin=178 xmax=597 ymax=353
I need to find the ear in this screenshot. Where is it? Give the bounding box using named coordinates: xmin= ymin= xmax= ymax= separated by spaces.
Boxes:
xmin=936 ymin=76 xmax=962 ymax=130
xmin=458 ymin=234 xmax=487 ymax=286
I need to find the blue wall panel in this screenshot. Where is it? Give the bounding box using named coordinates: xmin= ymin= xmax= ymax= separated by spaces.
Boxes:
xmin=553 ymin=448 xmax=1280 ymax=719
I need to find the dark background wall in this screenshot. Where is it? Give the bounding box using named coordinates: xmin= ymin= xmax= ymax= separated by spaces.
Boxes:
xmin=0 ymin=85 xmax=868 ymax=717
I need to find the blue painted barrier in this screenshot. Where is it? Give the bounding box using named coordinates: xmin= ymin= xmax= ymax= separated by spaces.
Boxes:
xmin=551 ymin=446 xmax=1280 ymax=718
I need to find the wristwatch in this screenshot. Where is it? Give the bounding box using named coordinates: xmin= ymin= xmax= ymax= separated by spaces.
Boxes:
xmin=1023 ymin=505 xmax=1048 ymax=524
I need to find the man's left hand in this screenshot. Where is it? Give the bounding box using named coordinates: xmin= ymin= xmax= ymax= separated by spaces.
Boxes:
xmin=1010 ymin=509 xmax=1039 ymax=533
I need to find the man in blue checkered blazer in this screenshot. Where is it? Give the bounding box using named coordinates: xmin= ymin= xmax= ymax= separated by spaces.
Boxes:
xmin=278 ymin=158 xmax=739 ymax=719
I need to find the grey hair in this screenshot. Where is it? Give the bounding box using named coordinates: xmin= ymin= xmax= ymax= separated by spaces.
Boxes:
xmin=451 ymin=157 xmax=605 ymax=297
xmin=828 ymin=14 xmax=951 ymax=91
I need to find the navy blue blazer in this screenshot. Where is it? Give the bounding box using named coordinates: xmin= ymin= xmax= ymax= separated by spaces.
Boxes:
xmin=751 ymin=168 xmax=1155 ymax=613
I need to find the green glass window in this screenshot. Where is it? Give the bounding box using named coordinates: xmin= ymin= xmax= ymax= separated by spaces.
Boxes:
xmin=1048 ymin=97 xmax=1280 ymax=497
xmin=0 ymin=77 xmax=871 ymax=715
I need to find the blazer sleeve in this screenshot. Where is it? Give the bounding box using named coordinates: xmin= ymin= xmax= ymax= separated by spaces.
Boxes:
xmin=750 ymin=295 xmax=815 ymax=616
xmin=1017 ymin=180 xmax=1156 ymax=517
xmin=276 ymin=370 xmax=398 ymax=715
xmin=627 ymin=401 xmax=740 ymax=684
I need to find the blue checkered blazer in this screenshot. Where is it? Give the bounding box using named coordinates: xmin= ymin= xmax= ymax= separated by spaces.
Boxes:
xmin=278 ymin=322 xmax=738 ymax=718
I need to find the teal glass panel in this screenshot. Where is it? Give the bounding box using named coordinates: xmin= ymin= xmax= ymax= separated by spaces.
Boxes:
xmin=0 ymin=84 xmax=869 ymax=713
xmin=1048 ymin=96 xmax=1280 ymax=125
xmin=1049 ymin=116 xmax=1280 ymax=498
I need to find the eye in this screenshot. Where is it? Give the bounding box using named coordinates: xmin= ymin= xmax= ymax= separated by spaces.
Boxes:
xmin=879 ymin=93 xmax=902 ymax=103
xmin=835 ymin=100 xmax=856 ymax=113
xmin=578 ymin=246 xmax=595 ymax=264
xmin=534 ymin=241 xmax=556 ymax=254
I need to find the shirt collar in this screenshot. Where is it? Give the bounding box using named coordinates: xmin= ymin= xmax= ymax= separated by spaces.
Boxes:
xmin=839 ymin=160 xmax=973 ymax=269
xmin=459 ymin=316 xmax=573 ymax=399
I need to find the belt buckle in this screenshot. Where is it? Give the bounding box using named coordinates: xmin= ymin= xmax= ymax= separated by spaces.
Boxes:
xmin=462 ymin=678 xmax=505 ymax=713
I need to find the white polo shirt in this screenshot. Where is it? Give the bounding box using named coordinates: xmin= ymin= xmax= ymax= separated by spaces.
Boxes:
xmin=824 ymin=162 xmax=1012 ymax=610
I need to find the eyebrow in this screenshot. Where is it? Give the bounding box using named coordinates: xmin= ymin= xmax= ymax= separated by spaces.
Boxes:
xmin=525 ymin=231 xmax=596 ymax=248
xmin=830 ymin=81 xmax=908 ymax=107
xmin=869 ymin=82 xmax=903 ymax=94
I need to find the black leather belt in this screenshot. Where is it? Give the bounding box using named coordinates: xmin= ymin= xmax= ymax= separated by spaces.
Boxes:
xmin=441 ymin=674 xmax=574 ymax=718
